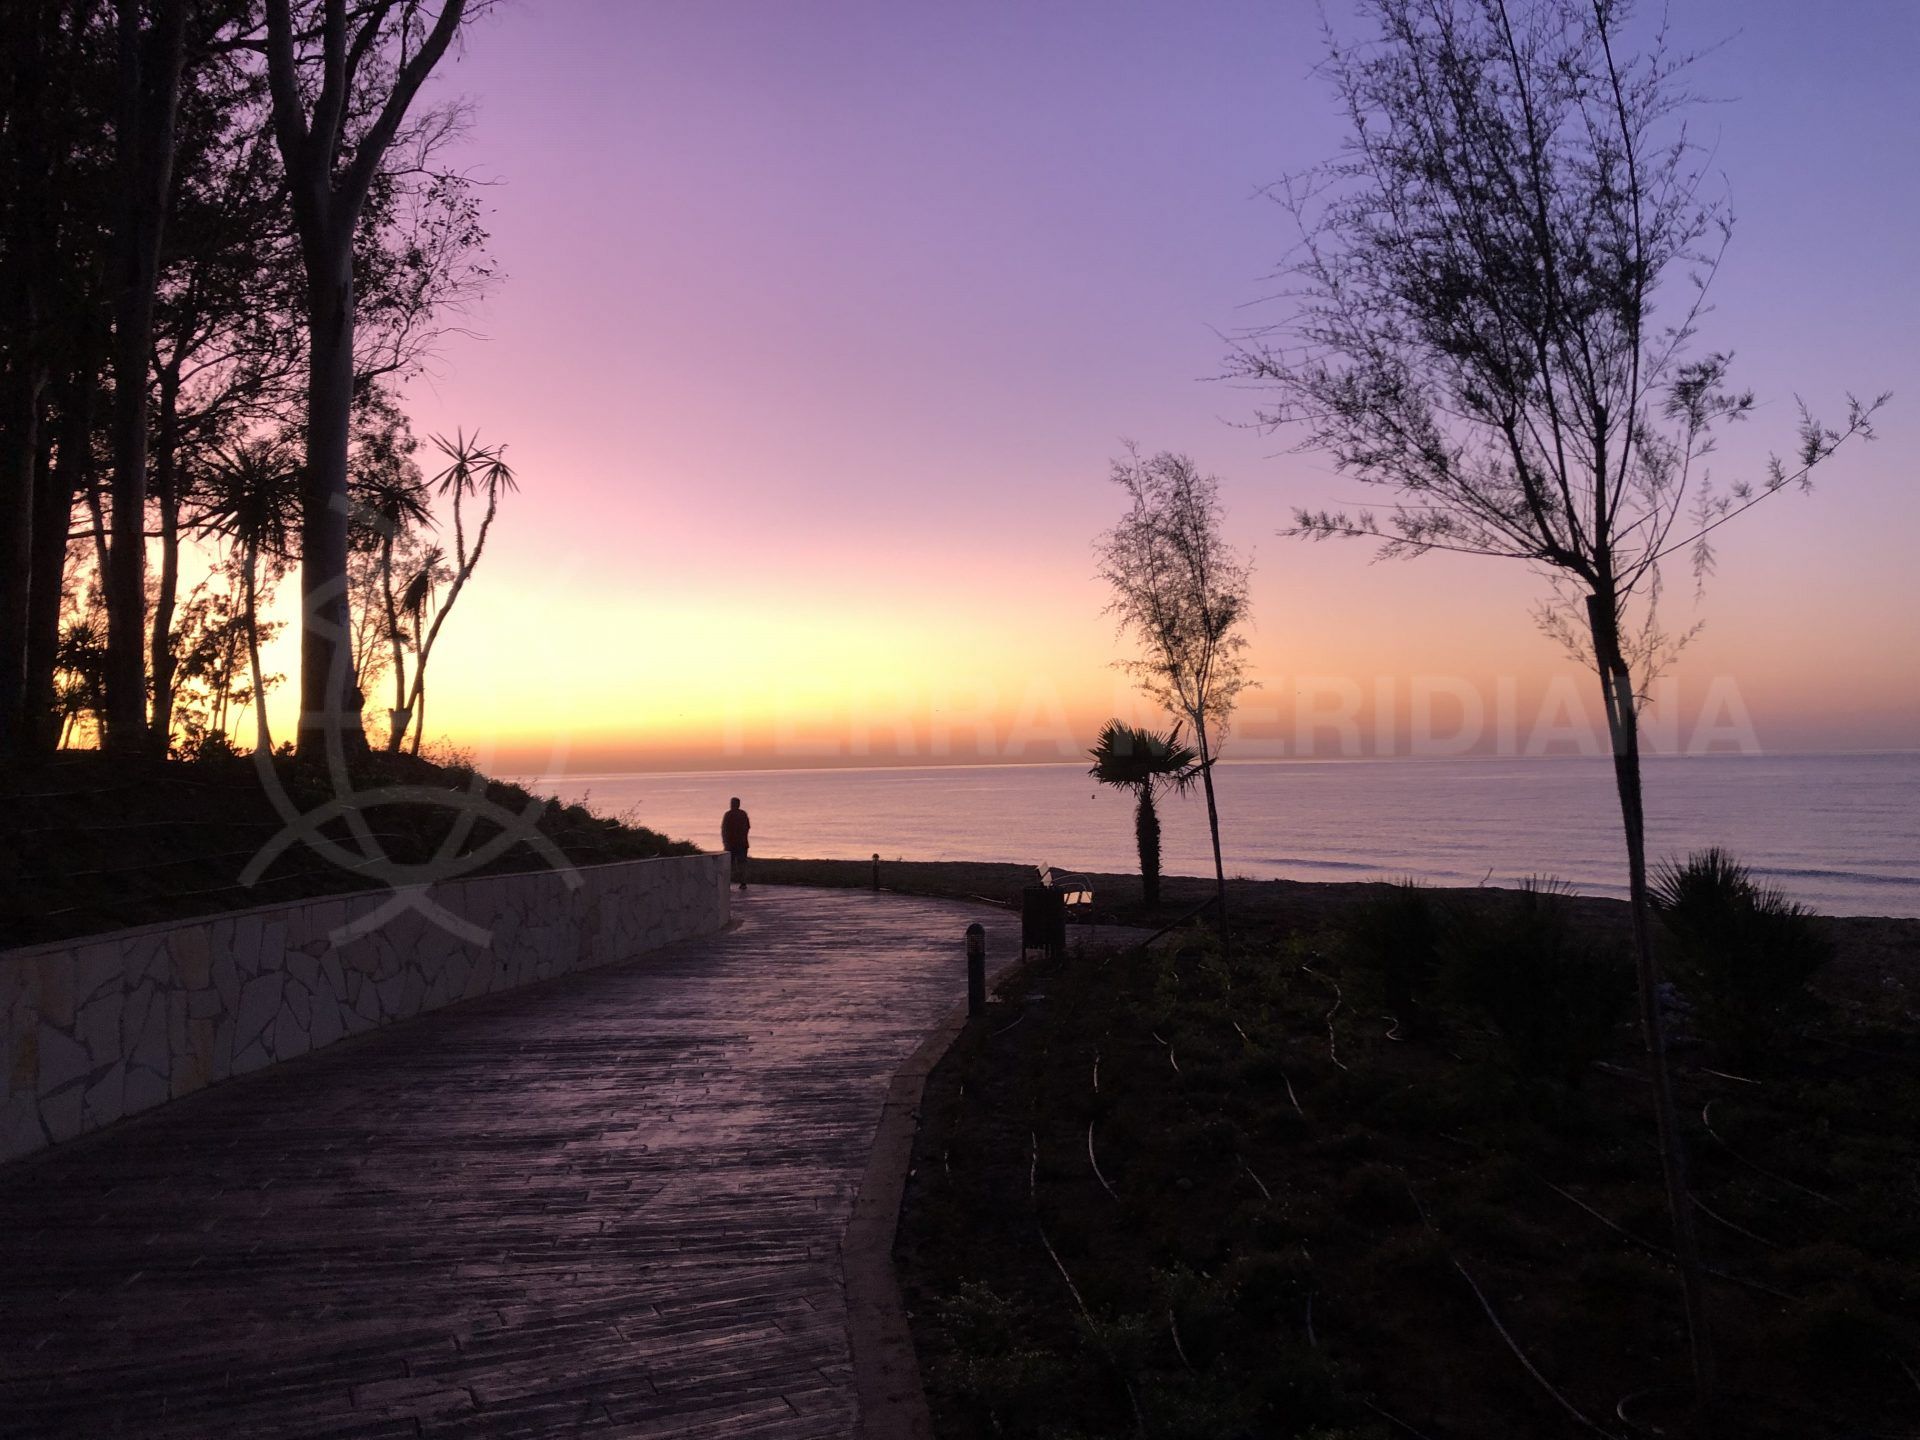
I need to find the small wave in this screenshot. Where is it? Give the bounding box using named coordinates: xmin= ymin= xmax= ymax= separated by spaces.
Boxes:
xmin=1753 ymin=866 xmax=1920 ymax=888
xmin=1255 ymin=856 xmax=1398 ymax=874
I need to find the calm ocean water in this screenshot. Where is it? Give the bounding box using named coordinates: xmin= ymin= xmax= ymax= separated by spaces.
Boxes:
xmin=523 ymin=754 xmax=1920 ymax=918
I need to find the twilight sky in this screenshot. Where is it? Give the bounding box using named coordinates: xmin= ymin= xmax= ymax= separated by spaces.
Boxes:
xmin=355 ymin=0 xmax=1917 ymax=773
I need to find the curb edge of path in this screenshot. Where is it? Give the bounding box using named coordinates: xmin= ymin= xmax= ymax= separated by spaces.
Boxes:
xmin=840 ymin=947 xmax=1024 ymax=1440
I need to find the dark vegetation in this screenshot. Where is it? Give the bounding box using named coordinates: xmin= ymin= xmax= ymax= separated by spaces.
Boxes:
xmin=0 ymin=751 xmax=695 ymax=949
xmin=1231 ymin=0 xmax=1887 ymax=1401
xmin=1 ymin=2 xmax=496 ymax=764
xmin=1654 ymin=848 xmax=1835 ymax=1064
xmin=889 ymin=862 xmax=1920 ymax=1439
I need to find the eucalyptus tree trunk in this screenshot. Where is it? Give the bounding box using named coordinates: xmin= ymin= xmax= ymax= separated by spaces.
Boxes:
xmin=24 ymin=390 xmax=79 ymax=754
xmin=297 ymin=237 xmax=365 ymax=758
xmin=0 ymin=372 xmax=42 ymax=756
xmin=103 ymin=0 xmax=191 ymax=753
xmin=1586 ymin=589 xmax=1716 ymax=1405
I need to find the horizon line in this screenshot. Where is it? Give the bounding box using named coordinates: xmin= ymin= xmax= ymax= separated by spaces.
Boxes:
xmin=502 ymin=745 xmax=1920 ymax=784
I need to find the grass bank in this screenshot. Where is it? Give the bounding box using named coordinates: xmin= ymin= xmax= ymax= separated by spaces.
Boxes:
xmin=1 ymin=751 xmax=697 ymax=949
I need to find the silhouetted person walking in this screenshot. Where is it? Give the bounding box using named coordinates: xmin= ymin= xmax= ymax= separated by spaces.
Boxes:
xmin=721 ymin=797 xmax=750 ymax=889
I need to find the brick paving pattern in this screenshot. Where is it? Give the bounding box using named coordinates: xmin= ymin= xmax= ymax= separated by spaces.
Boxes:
xmin=0 ymin=886 xmax=1018 ymax=1438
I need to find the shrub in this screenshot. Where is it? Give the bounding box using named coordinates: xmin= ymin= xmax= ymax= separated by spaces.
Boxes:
xmin=1345 ymin=878 xmax=1443 ymax=1027
xmin=1440 ymin=878 xmax=1630 ymax=1087
xmin=1652 ymin=847 xmax=1831 ymax=1060
xmin=929 ymin=1282 xmax=1071 ymax=1420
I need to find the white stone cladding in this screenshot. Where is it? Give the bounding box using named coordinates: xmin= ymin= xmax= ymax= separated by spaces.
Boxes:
xmin=1 ymin=853 xmax=732 ymax=1165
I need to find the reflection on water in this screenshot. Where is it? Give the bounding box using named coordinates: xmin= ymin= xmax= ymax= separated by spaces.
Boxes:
xmin=518 ymin=753 xmax=1920 ymax=918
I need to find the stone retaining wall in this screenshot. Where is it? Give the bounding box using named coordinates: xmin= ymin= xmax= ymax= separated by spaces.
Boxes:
xmin=1 ymin=853 xmax=731 ymax=1165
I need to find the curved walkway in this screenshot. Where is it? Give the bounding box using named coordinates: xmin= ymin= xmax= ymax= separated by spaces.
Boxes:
xmin=0 ymin=886 xmax=1019 ymax=1439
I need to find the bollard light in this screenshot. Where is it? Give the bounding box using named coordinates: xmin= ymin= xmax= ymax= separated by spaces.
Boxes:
xmin=965 ymin=922 xmax=987 ymax=1016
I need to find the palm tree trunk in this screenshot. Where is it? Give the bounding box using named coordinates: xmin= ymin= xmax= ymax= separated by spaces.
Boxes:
xmin=1586 ymin=591 xmax=1715 ymax=1407
xmin=1137 ymin=784 xmax=1162 ymax=908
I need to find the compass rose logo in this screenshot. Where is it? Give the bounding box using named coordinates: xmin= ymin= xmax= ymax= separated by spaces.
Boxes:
xmin=239 ymin=500 xmax=581 ymax=948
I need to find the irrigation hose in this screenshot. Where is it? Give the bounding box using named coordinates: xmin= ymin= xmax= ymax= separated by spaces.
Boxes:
xmin=1700 ymin=1099 xmax=1845 ymax=1209
xmin=1299 ymin=963 xmax=1350 ymax=1071
xmin=1404 ymin=1180 xmax=1625 ymax=1440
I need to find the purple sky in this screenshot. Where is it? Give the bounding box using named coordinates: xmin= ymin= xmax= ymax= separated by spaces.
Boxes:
xmin=393 ymin=0 xmax=1919 ymax=770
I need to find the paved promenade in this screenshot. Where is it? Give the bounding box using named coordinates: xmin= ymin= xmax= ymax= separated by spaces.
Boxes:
xmin=0 ymin=886 xmax=1019 ymax=1439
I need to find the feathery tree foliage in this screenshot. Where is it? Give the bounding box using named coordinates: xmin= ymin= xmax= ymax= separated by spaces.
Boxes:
xmin=1096 ymin=446 xmax=1251 ymax=942
xmin=1229 ymin=0 xmax=1885 ymax=1407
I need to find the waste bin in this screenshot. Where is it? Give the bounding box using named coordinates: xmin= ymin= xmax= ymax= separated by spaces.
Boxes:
xmin=1021 ymin=884 xmax=1067 ymax=959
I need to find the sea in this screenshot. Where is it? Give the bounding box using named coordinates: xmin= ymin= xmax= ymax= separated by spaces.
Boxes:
xmin=520 ymin=753 xmax=1920 ymax=919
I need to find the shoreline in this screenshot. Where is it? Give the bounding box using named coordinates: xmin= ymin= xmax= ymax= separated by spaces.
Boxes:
xmin=749 ymin=856 xmax=1920 ymax=1021
xmin=750 ymin=854 xmax=1920 ymax=925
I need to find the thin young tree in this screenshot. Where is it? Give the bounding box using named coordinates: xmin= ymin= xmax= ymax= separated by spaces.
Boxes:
xmin=1088 ymin=719 xmax=1198 ymax=910
xmin=259 ymin=0 xmax=476 ymax=757
xmin=1230 ymin=0 xmax=1885 ymax=1408
xmin=1096 ymin=446 xmax=1252 ymax=942
xmin=342 ymin=388 xmax=431 ymax=746
xmin=391 ymin=429 xmax=514 ymax=755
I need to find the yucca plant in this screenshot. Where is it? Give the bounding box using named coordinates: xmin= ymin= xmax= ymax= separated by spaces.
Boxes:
xmin=1088 ymin=719 xmax=1199 ymax=908
xmin=1652 ymin=847 xmax=1830 ymax=1061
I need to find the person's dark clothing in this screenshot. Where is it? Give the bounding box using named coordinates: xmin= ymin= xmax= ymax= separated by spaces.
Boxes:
xmin=722 ymin=806 xmax=750 ymax=886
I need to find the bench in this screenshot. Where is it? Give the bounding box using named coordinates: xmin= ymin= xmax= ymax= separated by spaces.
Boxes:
xmin=1038 ymin=865 xmax=1094 ymax=911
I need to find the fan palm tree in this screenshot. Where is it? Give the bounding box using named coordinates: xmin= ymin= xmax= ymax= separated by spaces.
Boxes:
xmin=1088 ymin=719 xmax=1198 ymax=908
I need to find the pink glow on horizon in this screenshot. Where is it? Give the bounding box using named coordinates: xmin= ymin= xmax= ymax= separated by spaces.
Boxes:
xmin=356 ymin=0 xmax=1917 ymax=769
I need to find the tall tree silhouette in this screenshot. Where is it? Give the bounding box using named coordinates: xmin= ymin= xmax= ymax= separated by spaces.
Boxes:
xmin=1231 ymin=0 xmax=1885 ymax=1407
xmin=0 ymin=2 xmax=114 ymax=756
xmin=101 ymin=0 xmax=194 ymax=752
xmin=260 ymin=0 xmax=473 ymax=757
